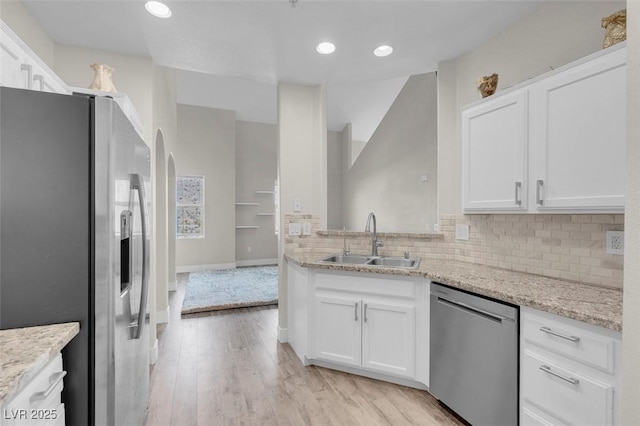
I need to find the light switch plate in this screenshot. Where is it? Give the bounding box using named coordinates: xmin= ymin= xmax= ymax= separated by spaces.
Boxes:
xmin=302 ymin=222 xmax=312 ymax=235
xmin=288 ymin=222 xmax=301 ymax=236
xmin=456 ymin=224 xmax=470 ymax=241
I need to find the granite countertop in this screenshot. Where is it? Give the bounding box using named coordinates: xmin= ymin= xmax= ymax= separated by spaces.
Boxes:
xmin=0 ymin=322 xmax=80 ymax=406
xmin=286 ymin=254 xmax=623 ymax=332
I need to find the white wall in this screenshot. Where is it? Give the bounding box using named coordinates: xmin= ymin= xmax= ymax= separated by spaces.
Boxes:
xmin=437 ymin=1 xmax=625 ymax=215
xmin=0 ymin=1 xmax=55 ymax=67
xmin=622 ymin=0 xmax=639 ymax=422
xmin=53 ymin=44 xmax=154 ymax=148
xmin=341 ymin=72 xmax=438 ymax=232
xmin=326 ymin=130 xmax=343 ymax=229
xmin=176 ymin=104 xmax=236 ymax=270
xmin=235 ymin=120 xmax=278 ymax=264
xmin=277 ymin=82 xmax=327 ymax=337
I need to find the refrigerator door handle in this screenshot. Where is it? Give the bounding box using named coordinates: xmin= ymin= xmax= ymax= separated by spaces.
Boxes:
xmin=130 ymin=173 xmax=149 ymax=340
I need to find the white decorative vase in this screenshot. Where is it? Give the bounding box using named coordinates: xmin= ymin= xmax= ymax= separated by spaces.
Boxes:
xmin=88 ymin=63 xmax=118 ymax=93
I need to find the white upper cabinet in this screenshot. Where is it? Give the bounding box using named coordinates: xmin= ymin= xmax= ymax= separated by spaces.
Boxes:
xmin=462 ymin=44 xmax=626 ymax=214
xmin=0 ymin=20 xmax=68 ymax=94
xmin=462 ymin=91 xmax=528 ymax=212
xmin=530 ymin=47 xmax=626 ymax=212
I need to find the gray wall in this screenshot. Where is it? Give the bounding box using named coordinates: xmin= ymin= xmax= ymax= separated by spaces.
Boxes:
xmin=176 ymin=104 xmax=236 ymax=269
xmin=235 ymin=120 xmax=278 ymax=264
xmin=437 ymin=1 xmax=625 ymax=215
xmin=341 ymin=72 xmax=438 ymax=232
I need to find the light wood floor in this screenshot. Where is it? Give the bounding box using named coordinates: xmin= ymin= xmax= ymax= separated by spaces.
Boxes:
xmin=144 ymin=274 xmax=465 ymax=426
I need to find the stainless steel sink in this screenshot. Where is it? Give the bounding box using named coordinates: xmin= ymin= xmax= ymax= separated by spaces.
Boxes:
xmin=319 ymin=254 xmax=421 ymax=269
xmin=320 ymin=254 xmax=370 ymax=264
xmin=366 ymin=257 xmax=420 ymax=268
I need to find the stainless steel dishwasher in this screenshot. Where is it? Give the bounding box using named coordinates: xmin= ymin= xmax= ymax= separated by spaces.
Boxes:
xmin=430 ymin=282 xmax=519 ymax=426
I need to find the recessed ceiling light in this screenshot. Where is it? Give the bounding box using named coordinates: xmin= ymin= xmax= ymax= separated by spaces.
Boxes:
xmin=374 ymin=45 xmax=394 ymax=57
xmin=316 ymin=42 xmax=336 ymax=55
xmin=145 ymin=1 xmax=172 ymax=18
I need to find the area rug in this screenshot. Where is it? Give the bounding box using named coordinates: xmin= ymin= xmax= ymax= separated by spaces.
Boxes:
xmin=181 ymin=266 xmax=278 ymax=315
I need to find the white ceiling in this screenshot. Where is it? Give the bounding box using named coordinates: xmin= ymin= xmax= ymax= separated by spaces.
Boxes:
xmin=21 ymin=0 xmax=545 ymax=139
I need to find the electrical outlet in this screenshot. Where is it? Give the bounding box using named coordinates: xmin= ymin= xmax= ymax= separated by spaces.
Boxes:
xmin=433 ymin=224 xmax=439 ymax=232
xmin=247 ymin=246 xmax=252 ymax=253
xmin=606 ymin=231 xmax=624 ymax=255
xmin=293 ymin=199 xmax=302 ymax=212
xmin=302 ymin=222 xmax=312 ymax=236
xmin=456 ymin=224 xmax=470 ymax=241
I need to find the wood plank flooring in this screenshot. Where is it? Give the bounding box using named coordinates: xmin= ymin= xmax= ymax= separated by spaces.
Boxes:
xmin=145 ymin=274 xmax=465 ymax=426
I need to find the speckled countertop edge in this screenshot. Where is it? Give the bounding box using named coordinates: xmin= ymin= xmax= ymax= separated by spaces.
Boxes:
xmin=286 ymin=254 xmax=622 ymax=332
xmin=0 ymin=322 xmax=80 ymax=406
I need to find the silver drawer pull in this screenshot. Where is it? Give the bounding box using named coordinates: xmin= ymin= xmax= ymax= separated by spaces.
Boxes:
xmin=536 ymin=180 xmax=544 ymax=206
xmin=539 ymin=365 xmax=579 ymax=385
xmin=30 ymin=371 xmax=67 ymax=403
xmin=539 ymin=326 xmax=580 ymax=342
xmin=514 ymin=181 xmax=522 ymax=205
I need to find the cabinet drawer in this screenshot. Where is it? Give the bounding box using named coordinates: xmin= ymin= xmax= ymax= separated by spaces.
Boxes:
xmin=521 ymin=405 xmax=565 ymax=426
xmin=522 ymin=309 xmax=617 ymax=374
xmin=521 ymin=350 xmax=614 ymax=426
xmin=5 ymin=354 xmax=66 ymax=419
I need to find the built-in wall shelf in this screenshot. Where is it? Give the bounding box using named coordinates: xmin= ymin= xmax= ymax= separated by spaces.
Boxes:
xmin=256 ymin=190 xmax=275 ymax=194
xmin=256 ymin=213 xmax=275 ymax=216
xmin=235 ymin=202 xmax=259 ymax=206
xmin=235 ymin=225 xmax=260 ymax=229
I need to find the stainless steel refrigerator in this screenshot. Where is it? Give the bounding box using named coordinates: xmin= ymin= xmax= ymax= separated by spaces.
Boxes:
xmin=0 ymin=87 xmax=151 ymax=426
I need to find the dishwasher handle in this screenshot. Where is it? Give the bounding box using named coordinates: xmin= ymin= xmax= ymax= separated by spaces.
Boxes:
xmin=437 ymin=297 xmax=507 ymax=323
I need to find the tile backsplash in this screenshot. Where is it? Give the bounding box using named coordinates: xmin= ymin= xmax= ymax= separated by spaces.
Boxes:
xmin=284 ymin=213 xmax=624 ymax=289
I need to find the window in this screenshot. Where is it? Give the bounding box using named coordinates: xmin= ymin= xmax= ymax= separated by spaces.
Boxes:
xmin=176 ymin=175 xmax=204 ymax=238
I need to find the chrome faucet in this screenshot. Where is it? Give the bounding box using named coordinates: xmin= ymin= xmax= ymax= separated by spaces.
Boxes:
xmin=364 ymin=212 xmax=383 ymax=256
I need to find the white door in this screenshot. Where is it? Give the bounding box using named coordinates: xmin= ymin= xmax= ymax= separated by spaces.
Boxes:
xmin=462 ymin=91 xmax=528 ymax=212
xmin=361 ymin=301 xmax=415 ymax=378
xmin=314 ymin=296 xmax=361 ymax=367
xmin=530 ymin=47 xmax=626 ymax=212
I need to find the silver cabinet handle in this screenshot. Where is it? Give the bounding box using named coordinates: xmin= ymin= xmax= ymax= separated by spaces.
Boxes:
xmin=355 ymin=302 xmax=359 ymax=321
xmin=539 ymin=365 xmax=579 ymax=385
xmin=33 ymin=74 xmax=45 ymax=91
xmin=536 ymin=179 xmax=544 ymax=205
xmin=30 ymin=371 xmax=67 ymax=402
xmin=20 ymin=64 xmax=32 ymax=89
xmin=539 ymin=326 xmax=580 ymax=342
xmin=364 ymin=304 xmax=368 ymax=323
xmin=130 ymin=173 xmax=149 ymax=340
xmin=514 ymin=182 xmax=522 ymax=205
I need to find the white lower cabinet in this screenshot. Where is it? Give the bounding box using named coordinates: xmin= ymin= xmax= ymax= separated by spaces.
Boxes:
xmin=314 ymin=295 xmax=415 ymax=377
xmin=1 ymin=353 xmax=67 ymax=426
xmin=287 ymin=267 xmax=428 ymax=387
xmin=520 ymin=307 xmax=621 ymax=426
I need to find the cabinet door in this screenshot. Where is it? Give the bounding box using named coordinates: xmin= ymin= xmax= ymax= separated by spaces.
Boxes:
xmin=314 ymin=296 xmax=361 ymax=367
xmin=0 ymin=28 xmax=30 ymax=89
xmin=462 ymin=91 xmax=528 ymax=212
xmin=29 ymin=59 xmax=68 ymax=94
xmin=530 ymin=47 xmax=626 ymax=212
xmin=362 ymin=301 xmax=415 ymax=378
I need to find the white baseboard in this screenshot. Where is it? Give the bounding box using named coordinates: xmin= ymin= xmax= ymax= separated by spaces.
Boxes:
xmin=176 ymin=262 xmax=236 ymax=273
xmin=167 ymin=280 xmax=177 ymax=291
xmin=156 ymin=305 xmax=170 ymax=324
xmin=149 ymin=338 xmax=158 ymax=365
xmin=236 ymin=258 xmax=278 ymax=267
xmin=277 ymin=326 xmax=288 ymax=343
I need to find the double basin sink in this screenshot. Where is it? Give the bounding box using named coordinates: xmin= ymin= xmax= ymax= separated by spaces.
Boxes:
xmin=319 ymin=253 xmax=421 ymax=269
